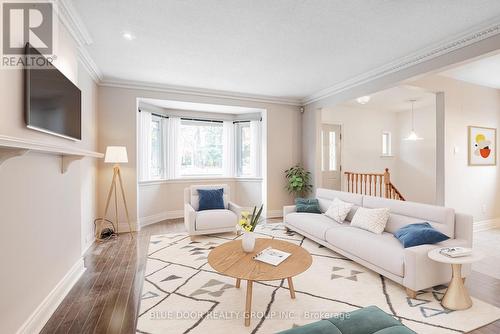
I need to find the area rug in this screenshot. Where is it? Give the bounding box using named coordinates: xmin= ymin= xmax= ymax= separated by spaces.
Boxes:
xmin=137 ymin=223 xmax=500 ymax=334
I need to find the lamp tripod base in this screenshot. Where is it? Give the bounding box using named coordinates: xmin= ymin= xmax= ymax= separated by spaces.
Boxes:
xmin=96 ymin=165 xmax=133 ymax=241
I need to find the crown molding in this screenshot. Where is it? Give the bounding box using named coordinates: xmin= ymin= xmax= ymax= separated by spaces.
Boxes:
xmin=77 ymin=48 xmax=102 ymax=82
xmin=99 ymin=79 xmax=302 ymax=106
xmin=303 ymin=17 xmax=500 ymax=105
xmin=57 ymin=0 xmax=103 ymax=82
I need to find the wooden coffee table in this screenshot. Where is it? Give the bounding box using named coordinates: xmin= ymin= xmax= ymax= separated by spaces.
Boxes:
xmin=208 ymin=238 xmax=312 ymax=326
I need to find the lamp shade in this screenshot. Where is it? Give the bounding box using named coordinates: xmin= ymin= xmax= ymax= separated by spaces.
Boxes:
xmin=104 ymin=146 xmax=128 ymax=163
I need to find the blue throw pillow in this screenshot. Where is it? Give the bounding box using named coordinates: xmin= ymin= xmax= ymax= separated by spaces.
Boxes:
xmin=197 ymin=188 xmax=225 ymax=211
xmin=394 ymin=222 xmax=449 ymax=248
xmin=295 ymin=198 xmax=322 ymax=214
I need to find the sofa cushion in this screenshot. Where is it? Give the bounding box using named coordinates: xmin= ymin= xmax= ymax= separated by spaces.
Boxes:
xmin=325 ymin=198 xmax=354 ymax=223
xmin=350 ymin=207 xmax=390 ymax=234
xmin=286 ymin=212 xmax=343 ymax=240
xmin=362 ymin=196 xmax=455 ymax=238
xmin=195 ymin=209 xmax=236 ymax=231
xmin=316 ymin=189 xmax=363 ymax=218
xmin=394 ymin=222 xmax=449 ymax=248
xmin=296 ymin=198 xmax=322 ymax=214
xmin=325 ymin=227 xmax=404 ymax=277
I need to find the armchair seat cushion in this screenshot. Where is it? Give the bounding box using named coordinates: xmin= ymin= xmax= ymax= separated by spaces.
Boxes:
xmin=195 ymin=209 xmax=237 ymax=231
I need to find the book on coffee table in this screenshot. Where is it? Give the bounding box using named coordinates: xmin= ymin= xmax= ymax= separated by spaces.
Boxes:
xmin=253 ymin=247 xmax=291 ymax=266
xmin=439 ymin=247 xmax=473 ymax=258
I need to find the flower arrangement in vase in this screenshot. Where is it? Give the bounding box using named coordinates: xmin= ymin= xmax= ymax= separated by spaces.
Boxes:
xmin=238 ymin=204 xmax=263 ymax=252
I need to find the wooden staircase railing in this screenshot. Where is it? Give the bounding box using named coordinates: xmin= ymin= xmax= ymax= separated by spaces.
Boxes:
xmin=344 ymin=168 xmax=405 ymax=201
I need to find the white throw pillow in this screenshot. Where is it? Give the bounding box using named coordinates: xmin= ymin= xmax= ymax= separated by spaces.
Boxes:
xmin=350 ymin=207 xmax=390 ymax=234
xmin=324 ymin=198 xmax=354 ymax=223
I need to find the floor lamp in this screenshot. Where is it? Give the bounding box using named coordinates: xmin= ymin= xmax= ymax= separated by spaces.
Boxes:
xmin=96 ymin=146 xmax=133 ymax=240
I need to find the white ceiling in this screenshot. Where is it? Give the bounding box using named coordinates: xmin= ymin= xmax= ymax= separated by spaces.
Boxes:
xmin=341 ymin=86 xmax=435 ymax=112
xmin=441 ymin=52 xmax=500 ymax=89
xmin=139 ymin=98 xmax=264 ymax=114
xmin=70 ymin=0 xmax=500 ymax=100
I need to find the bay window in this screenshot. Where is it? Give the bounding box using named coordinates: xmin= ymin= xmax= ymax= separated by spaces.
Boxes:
xmin=138 ymin=110 xmax=261 ymax=181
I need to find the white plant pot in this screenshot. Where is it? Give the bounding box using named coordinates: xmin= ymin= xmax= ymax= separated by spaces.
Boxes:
xmin=242 ymin=231 xmax=256 ymax=253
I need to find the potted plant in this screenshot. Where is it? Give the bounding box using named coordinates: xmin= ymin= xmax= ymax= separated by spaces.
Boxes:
xmin=285 ymin=165 xmax=313 ymax=198
xmin=238 ymin=204 xmax=263 ymax=252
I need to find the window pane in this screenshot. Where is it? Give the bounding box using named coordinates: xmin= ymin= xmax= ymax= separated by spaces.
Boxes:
xmin=151 ymin=117 xmax=163 ymax=178
xmin=237 ymin=123 xmax=252 ymax=176
xmin=179 ymin=120 xmax=224 ymax=175
xmin=329 ymin=131 xmax=336 ymax=171
xmin=382 ymin=132 xmax=391 ymax=155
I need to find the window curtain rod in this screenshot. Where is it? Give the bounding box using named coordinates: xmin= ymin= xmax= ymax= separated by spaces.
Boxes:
xmin=138 ymin=109 xmax=169 ymax=119
xmin=181 ymin=117 xmax=223 ymax=124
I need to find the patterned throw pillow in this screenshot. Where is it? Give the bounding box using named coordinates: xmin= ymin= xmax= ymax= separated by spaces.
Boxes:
xmin=197 ymin=188 xmax=225 ymax=211
xmin=350 ymin=207 xmax=390 ymax=234
xmin=324 ymin=198 xmax=354 ymax=223
xmin=295 ymin=198 xmax=322 ymax=214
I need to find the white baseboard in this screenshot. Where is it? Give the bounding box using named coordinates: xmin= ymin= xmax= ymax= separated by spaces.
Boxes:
xmin=16 ymin=258 xmax=85 ymax=334
xmin=265 ymin=210 xmax=283 ymax=219
xmin=474 ymin=218 xmax=500 ymax=232
xmin=139 ymin=210 xmax=184 ymax=227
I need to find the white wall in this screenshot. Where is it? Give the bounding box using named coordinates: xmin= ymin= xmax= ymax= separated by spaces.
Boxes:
xmin=395 ymin=105 xmax=436 ymax=204
xmin=98 ymin=86 xmax=301 ymax=229
xmin=321 ymin=106 xmax=399 ymax=179
xmin=0 ymin=22 xmax=98 ymax=334
xmin=412 ymin=75 xmax=500 ymax=222
xmin=320 ymin=104 xmax=437 ymax=204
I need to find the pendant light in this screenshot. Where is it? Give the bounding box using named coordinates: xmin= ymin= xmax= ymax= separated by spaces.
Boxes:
xmin=404 ymin=99 xmax=423 ymax=141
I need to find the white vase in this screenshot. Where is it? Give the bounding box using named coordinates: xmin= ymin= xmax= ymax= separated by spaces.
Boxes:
xmin=242 ymin=231 xmax=256 ymax=253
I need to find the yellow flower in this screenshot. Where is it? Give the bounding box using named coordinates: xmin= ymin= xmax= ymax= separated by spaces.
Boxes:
xmin=241 ymin=211 xmax=250 ymax=219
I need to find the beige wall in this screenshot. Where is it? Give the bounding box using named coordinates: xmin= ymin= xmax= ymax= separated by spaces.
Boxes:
xmin=412 ymin=75 xmax=500 ymax=221
xmin=395 ymin=105 xmax=436 ymax=204
xmin=97 ymin=86 xmax=301 ymax=228
xmin=0 ymin=23 xmax=98 ymax=334
xmin=321 ymin=105 xmax=437 ymax=204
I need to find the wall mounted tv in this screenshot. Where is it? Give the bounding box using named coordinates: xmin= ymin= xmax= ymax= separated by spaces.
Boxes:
xmin=25 ymin=44 xmax=82 ymax=141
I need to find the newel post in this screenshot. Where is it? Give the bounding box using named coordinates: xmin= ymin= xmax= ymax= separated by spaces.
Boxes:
xmin=383 ymin=168 xmax=390 ymax=199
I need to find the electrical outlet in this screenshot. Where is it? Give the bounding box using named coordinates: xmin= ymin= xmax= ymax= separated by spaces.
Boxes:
xmin=453 ymin=146 xmax=460 ymax=155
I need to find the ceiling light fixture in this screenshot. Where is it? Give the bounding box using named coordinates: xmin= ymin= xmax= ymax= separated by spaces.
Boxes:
xmin=404 ymin=99 xmax=423 ymax=141
xmin=356 ymin=96 xmax=371 ymax=105
xmin=122 ymin=32 xmax=136 ymax=41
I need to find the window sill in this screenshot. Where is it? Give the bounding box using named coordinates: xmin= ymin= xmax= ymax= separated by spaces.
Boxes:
xmin=139 ymin=176 xmax=263 ymax=186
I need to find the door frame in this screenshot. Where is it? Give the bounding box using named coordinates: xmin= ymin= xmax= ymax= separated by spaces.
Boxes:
xmin=320 ymin=121 xmax=344 ymax=191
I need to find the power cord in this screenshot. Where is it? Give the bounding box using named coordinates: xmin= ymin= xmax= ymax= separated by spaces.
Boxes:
xmin=93 ymin=218 xmax=117 ymax=241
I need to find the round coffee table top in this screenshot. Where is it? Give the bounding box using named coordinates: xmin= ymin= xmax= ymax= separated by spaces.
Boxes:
xmin=428 ymin=248 xmax=485 ymax=264
xmin=208 ymin=238 xmax=313 ymax=281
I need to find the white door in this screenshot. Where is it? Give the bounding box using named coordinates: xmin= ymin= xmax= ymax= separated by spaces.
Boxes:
xmin=321 ymin=124 xmax=342 ymax=190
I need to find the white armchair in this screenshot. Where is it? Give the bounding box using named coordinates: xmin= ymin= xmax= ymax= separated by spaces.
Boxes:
xmin=184 ymin=184 xmax=242 ymax=239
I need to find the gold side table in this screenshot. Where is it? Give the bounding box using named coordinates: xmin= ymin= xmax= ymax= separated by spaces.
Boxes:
xmin=428 ymin=248 xmax=485 ymax=310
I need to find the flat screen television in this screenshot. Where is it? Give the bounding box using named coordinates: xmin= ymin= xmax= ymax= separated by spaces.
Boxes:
xmin=25 ymin=44 xmax=82 ymax=141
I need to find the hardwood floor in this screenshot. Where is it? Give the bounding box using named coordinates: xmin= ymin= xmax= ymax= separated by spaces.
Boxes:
xmin=41 ymin=220 xmax=500 ymax=334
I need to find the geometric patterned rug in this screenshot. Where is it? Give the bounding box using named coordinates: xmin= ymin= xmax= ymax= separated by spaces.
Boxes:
xmin=137 ymin=223 xmax=500 ymax=334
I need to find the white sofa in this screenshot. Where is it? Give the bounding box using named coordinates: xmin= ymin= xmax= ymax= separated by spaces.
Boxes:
xmin=184 ymin=184 xmax=242 ymax=239
xmin=283 ymin=188 xmax=473 ymax=297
